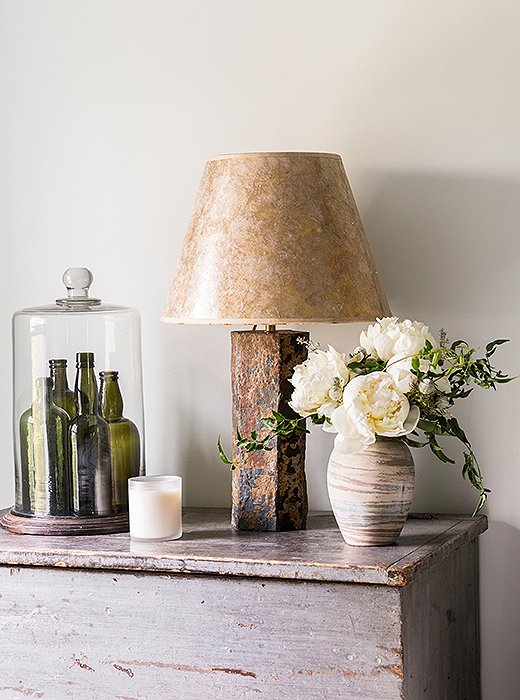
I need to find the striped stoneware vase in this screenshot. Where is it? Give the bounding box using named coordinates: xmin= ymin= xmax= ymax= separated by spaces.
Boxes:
xmin=327 ymin=437 xmax=415 ymax=546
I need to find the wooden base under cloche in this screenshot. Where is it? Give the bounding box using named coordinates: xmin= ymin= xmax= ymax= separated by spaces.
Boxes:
xmin=0 ymin=508 xmax=129 ymax=536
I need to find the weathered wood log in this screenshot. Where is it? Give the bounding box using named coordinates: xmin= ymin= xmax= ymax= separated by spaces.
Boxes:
xmin=231 ymin=330 xmax=309 ymax=531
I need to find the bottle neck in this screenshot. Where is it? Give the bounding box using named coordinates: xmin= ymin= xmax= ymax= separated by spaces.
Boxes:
xmin=50 ymin=362 xmax=70 ymax=392
xmin=99 ymin=372 xmax=123 ymax=421
xmin=75 ymin=364 xmax=99 ymax=415
xmin=32 ymin=377 xmax=53 ymax=422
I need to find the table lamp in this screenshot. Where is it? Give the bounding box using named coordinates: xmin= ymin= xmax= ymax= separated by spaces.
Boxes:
xmin=162 ymin=152 xmax=390 ymax=531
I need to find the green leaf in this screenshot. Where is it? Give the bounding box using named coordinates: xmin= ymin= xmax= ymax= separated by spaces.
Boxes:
xmin=455 ymin=388 xmax=473 ymax=399
xmin=446 ymin=417 xmax=469 ymax=445
xmin=472 ymin=493 xmax=488 ymax=516
xmin=272 ymin=411 xmax=286 ymax=422
xmin=417 ymin=418 xmax=437 ymax=432
xmin=494 ymin=376 xmax=516 ymax=384
xmin=402 ymin=436 xmax=428 ymax=449
xmin=462 ymin=451 xmax=473 ymax=478
xmin=428 ymin=435 xmax=456 ymax=464
xmin=217 ymin=436 xmax=234 ymax=466
xmin=347 ymin=360 xmax=364 ymax=370
xmin=431 ymin=350 xmax=441 ymax=369
xmin=485 ymin=339 xmax=509 ymax=356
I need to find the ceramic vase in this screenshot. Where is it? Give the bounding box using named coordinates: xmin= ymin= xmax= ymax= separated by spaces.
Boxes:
xmin=327 ymin=437 xmax=415 ymax=546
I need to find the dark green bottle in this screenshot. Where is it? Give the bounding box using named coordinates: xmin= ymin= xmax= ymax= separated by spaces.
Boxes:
xmin=99 ymin=371 xmax=140 ymax=513
xmin=18 ymin=377 xmax=71 ymax=516
xmin=49 ymin=359 xmax=76 ymax=419
xmin=70 ymin=352 xmax=112 ymax=516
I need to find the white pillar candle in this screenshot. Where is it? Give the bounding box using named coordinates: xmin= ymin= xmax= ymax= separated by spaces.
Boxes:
xmin=128 ymin=476 xmax=182 ymax=541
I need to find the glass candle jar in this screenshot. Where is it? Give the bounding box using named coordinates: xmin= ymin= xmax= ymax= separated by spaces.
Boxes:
xmin=128 ymin=476 xmax=182 ymax=541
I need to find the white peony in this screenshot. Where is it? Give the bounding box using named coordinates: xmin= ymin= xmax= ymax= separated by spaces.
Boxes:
xmin=329 ymin=371 xmax=420 ymax=454
xmin=360 ymin=317 xmax=436 ymax=363
xmin=289 ymin=345 xmax=350 ymax=418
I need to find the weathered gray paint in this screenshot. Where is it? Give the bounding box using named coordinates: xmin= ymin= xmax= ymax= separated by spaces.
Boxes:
xmin=0 ymin=508 xmax=487 ymax=586
xmin=402 ymin=539 xmax=480 ymax=699
xmin=0 ymin=509 xmax=486 ymax=698
xmin=0 ymin=567 xmax=403 ymax=699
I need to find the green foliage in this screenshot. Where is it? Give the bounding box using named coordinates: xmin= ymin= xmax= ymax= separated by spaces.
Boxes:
xmin=402 ymin=337 xmax=512 ymax=514
xmin=412 ymin=338 xmax=512 ymax=394
xmin=405 ymin=415 xmax=490 ymax=516
xmin=216 ymin=412 xmax=308 ymax=470
xmin=347 ymin=355 xmax=385 ymax=374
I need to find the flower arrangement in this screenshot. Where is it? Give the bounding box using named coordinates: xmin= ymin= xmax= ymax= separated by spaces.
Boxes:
xmin=218 ymin=317 xmax=512 ymax=514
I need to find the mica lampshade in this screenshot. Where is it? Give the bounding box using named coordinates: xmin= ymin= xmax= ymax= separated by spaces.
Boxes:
xmin=162 ymin=152 xmax=390 ymax=325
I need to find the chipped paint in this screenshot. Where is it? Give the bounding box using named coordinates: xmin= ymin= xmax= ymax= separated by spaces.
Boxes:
xmin=118 ymin=659 xmax=256 ymax=678
xmin=212 ymin=667 xmax=257 ymax=678
xmin=113 ymin=664 xmax=134 ymax=678
xmin=380 ymin=664 xmax=404 ymax=678
xmin=74 ymin=654 xmax=96 ymax=673
xmin=0 ymin=687 xmax=44 ymax=698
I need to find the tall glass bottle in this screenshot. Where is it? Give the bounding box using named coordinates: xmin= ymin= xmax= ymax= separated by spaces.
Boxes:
xmin=99 ymin=371 xmax=141 ymax=513
xmin=18 ymin=377 xmax=71 ymax=516
xmin=49 ymin=359 xmax=76 ymax=419
xmin=70 ymin=352 xmax=112 ymax=516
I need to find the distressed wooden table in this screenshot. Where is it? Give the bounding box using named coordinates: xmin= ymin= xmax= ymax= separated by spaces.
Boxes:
xmin=0 ymin=508 xmax=486 ymax=699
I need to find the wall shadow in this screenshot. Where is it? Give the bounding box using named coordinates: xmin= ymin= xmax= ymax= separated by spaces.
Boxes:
xmin=357 ymin=169 xmax=520 ymax=699
xmin=480 ymin=521 xmax=520 ymax=699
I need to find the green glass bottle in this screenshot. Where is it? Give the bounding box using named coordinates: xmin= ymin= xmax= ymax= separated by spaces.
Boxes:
xmin=99 ymin=371 xmax=141 ymax=513
xmin=16 ymin=405 xmax=32 ymax=513
xmin=70 ymin=352 xmax=112 ymax=516
xmin=18 ymin=377 xmax=71 ymax=516
xmin=49 ymin=359 xmax=76 ymax=419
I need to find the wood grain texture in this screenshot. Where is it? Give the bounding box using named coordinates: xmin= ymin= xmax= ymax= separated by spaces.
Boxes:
xmin=402 ymin=539 xmax=481 ymax=699
xmin=231 ymin=330 xmax=309 ymax=531
xmin=0 ymin=509 xmax=486 ymax=699
xmin=0 ymin=566 xmax=403 ymax=699
xmin=0 ymin=508 xmax=487 ymax=587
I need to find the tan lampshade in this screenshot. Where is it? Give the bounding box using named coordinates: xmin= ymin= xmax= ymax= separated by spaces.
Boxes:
xmin=162 ymin=152 xmax=390 ymax=325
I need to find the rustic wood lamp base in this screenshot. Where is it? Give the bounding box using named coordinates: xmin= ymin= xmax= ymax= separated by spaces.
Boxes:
xmin=1 ymin=509 xmax=129 ymax=536
xmin=231 ymin=329 xmax=309 ymax=532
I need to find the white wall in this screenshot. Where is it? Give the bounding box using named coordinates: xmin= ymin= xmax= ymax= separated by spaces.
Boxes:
xmin=1 ymin=1 xmax=519 ymax=696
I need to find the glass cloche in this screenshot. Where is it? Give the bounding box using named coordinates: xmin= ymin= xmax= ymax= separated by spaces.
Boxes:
xmin=5 ymin=268 xmax=145 ymax=535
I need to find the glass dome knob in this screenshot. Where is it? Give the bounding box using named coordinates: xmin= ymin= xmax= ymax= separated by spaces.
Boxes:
xmin=56 ymin=267 xmax=101 ymax=307
xmin=62 ymin=267 xmax=93 ymax=299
